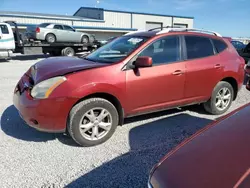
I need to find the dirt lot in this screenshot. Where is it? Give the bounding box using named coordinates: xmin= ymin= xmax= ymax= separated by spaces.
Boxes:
xmin=0 ymin=55 xmax=249 ymax=188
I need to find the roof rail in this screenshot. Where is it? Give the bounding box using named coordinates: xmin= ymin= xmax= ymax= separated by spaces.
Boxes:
xmin=156 ymin=27 xmax=222 ymax=37
xmin=124 ymin=30 xmax=146 ymax=36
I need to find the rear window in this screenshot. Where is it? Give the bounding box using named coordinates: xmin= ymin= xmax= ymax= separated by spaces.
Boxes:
xmin=185 ymin=36 xmax=214 ymax=60
xmin=38 ymin=23 xmax=50 ymax=28
xmin=212 ymin=39 xmax=228 ymax=53
xmin=0 ymin=25 xmax=9 ymax=34
xmin=53 ymin=25 xmax=63 ymax=30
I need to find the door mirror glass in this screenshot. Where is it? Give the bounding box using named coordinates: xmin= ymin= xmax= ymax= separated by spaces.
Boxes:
xmin=134 ymin=56 xmax=153 ymax=68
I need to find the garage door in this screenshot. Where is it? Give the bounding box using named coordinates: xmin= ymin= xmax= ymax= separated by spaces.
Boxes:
xmin=146 ymin=22 xmax=163 ymax=30
xmin=173 ymin=23 xmax=188 ymax=28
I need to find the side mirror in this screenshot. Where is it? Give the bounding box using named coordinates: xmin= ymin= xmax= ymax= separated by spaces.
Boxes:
xmin=134 ymin=56 xmax=153 ymax=68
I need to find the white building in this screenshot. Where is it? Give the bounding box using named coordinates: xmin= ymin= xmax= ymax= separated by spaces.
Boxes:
xmin=0 ymin=7 xmax=194 ymax=41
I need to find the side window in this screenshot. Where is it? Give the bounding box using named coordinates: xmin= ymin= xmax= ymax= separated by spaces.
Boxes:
xmin=185 ymin=36 xmax=214 ymax=59
xmin=138 ymin=36 xmax=180 ymax=65
xmin=53 ymin=25 xmax=63 ymax=30
xmin=212 ymin=39 xmax=228 ymax=53
xmin=0 ymin=25 xmax=9 ymax=34
xmin=63 ymin=25 xmax=75 ymax=31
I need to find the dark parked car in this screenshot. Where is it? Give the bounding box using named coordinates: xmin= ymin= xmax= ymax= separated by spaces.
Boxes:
xmin=245 ymin=59 xmax=250 ymax=91
xmin=13 ymin=28 xmax=245 ymax=146
xmin=148 ymin=102 xmax=250 ymax=188
xmin=239 ymin=42 xmax=250 ymax=63
xmin=231 ymin=40 xmax=246 ymax=51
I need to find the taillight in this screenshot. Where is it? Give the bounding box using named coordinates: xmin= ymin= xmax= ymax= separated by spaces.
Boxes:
xmin=36 ymin=27 xmax=40 ymax=33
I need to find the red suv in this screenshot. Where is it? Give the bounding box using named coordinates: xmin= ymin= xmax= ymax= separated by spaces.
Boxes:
xmin=13 ymin=28 xmax=245 ymax=146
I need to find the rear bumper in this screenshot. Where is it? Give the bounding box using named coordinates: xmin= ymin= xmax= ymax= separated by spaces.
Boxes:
xmin=26 ymin=32 xmax=45 ymax=41
xmin=13 ymin=88 xmax=77 ymax=133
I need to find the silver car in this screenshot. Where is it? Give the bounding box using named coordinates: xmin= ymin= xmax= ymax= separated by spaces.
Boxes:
xmin=26 ymin=23 xmax=95 ymax=44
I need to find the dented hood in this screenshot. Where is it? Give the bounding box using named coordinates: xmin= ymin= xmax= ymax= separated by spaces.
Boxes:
xmin=31 ymin=56 xmax=107 ymax=83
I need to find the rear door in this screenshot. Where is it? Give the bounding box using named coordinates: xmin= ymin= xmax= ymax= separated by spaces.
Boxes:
xmin=63 ymin=25 xmax=80 ymax=42
xmin=0 ymin=23 xmax=15 ymax=50
xmin=52 ymin=24 xmax=64 ymax=42
xmin=183 ymin=35 xmax=222 ymax=101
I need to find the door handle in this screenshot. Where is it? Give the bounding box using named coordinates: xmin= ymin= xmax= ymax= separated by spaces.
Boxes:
xmin=172 ymin=70 xmax=184 ymax=75
xmin=214 ymin=64 xmax=221 ymax=69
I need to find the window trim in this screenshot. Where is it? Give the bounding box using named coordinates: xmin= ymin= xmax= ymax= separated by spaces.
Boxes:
xmin=183 ymin=35 xmax=217 ymax=61
xmin=211 ymin=38 xmax=228 ymax=54
xmin=0 ymin=24 xmax=9 ymax=34
xmin=124 ymin=35 xmax=183 ymax=70
xmin=63 ymin=25 xmax=75 ymax=31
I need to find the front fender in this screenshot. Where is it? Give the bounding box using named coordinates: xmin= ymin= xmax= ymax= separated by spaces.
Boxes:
xmin=70 ymin=82 xmax=125 ymax=106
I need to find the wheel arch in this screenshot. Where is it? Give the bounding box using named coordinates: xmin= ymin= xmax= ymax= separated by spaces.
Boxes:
xmin=45 ymin=32 xmax=57 ymax=41
xmin=81 ymin=34 xmax=89 ymax=42
xmin=68 ymin=92 xmax=125 ymax=127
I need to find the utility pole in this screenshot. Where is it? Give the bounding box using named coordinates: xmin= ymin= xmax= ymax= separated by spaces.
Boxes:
xmin=94 ymin=0 xmax=100 ymax=8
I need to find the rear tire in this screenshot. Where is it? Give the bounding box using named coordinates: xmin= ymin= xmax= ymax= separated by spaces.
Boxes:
xmin=81 ymin=35 xmax=89 ymax=44
xmin=61 ymin=47 xmax=75 ymax=56
xmin=203 ymin=81 xmax=234 ymax=115
xmin=45 ymin=33 xmax=56 ymax=43
xmin=68 ymin=98 xmax=119 ymax=147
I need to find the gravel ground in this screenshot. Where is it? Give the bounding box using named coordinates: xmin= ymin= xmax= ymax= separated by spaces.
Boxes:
xmin=0 ymin=55 xmax=249 ymax=188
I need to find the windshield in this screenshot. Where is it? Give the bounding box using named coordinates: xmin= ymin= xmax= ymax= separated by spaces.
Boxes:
xmin=85 ymin=36 xmax=149 ymax=63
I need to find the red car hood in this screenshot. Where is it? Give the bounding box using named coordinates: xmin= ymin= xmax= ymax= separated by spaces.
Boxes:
xmin=151 ymin=103 xmax=250 ymax=188
xmin=30 ymin=56 xmax=107 ymax=84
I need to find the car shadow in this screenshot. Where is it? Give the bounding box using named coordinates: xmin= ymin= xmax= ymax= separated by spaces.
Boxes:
xmin=0 ymin=105 xmax=57 ymax=142
xmin=66 ymin=113 xmax=213 ymax=188
xmin=0 ymin=105 xmax=82 ymax=146
xmin=0 ymin=105 xmax=177 ymax=144
xmin=1 ymin=105 xmax=214 ymax=187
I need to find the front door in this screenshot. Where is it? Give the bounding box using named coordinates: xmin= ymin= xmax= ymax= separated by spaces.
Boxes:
xmin=125 ymin=35 xmax=186 ymax=115
xmin=63 ymin=25 xmax=79 ymax=43
xmin=53 ymin=25 xmax=64 ymax=42
xmin=0 ymin=24 xmax=15 ymax=51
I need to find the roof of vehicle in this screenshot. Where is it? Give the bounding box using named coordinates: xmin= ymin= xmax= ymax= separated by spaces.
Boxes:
xmin=152 ymin=102 xmax=250 ymax=188
xmin=124 ymin=28 xmax=223 ymax=39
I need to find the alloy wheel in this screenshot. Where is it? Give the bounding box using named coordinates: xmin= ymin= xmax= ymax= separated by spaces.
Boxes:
xmin=215 ymin=87 xmax=231 ymax=111
xmin=79 ymin=108 xmax=112 ymax=141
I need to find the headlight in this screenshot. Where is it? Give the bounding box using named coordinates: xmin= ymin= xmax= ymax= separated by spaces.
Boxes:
xmin=31 ymin=76 xmax=66 ymax=99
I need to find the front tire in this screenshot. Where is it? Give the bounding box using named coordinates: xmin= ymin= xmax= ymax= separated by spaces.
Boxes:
xmin=68 ymin=98 xmax=119 ymax=147
xmin=203 ymin=81 xmax=234 ymax=115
